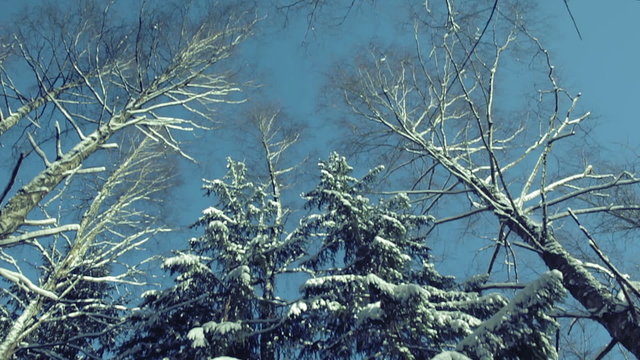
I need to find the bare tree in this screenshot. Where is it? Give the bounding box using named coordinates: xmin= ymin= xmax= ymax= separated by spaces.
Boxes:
xmin=273 ymin=0 xmax=376 ymax=41
xmin=0 ymin=135 xmax=174 ymax=358
xmin=330 ymin=1 xmax=640 ymax=357
xmin=0 ymin=0 xmax=256 ymax=358
xmin=0 ymin=0 xmax=256 ymax=242
xmin=250 ymin=109 xmax=300 ymax=360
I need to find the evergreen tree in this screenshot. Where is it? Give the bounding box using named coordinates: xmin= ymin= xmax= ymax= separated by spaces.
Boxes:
xmin=456 ymin=270 xmax=566 ymax=359
xmin=286 ymin=153 xmax=564 ymax=360
xmin=285 ymin=153 xmax=507 ymax=359
xmin=120 ymin=153 xmax=566 ymax=360
xmin=119 ymin=159 xmax=288 ymax=359
xmin=119 ymin=110 xmax=301 ymax=360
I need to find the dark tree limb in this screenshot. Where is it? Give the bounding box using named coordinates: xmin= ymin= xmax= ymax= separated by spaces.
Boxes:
xmin=0 ymin=153 xmax=24 ymax=205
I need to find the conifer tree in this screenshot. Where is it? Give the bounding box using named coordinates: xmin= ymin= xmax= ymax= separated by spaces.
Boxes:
xmin=286 ymin=153 xmax=508 ymax=359
xmin=119 ymin=110 xmax=299 ymax=360
xmin=119 ymin=159 xmax=283 ymax=359
xmin=120 ymin=153 xmax=567 ymax=360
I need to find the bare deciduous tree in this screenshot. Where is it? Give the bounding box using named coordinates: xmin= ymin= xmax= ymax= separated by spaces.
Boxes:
xmin=330 ymin=1 xmax=640 ymax=357
xmin=0 ymin=136 xmax=173 ymax=358
xmin=0 ymin=0 xmax=256 ymax=241
xmin=0 ymin=1 xmax=256 ymax=358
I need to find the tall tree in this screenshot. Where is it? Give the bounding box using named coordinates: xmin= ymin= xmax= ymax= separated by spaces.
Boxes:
xmin=0 ymin=0 xmax=256 ymax=357
xmin=0 ymin=0 xmax=255 ymax=241
xmin=328 ymin=0 xmax=640 ymax=357
xmin=287 ymin=153 xmax=565 ymax=359
xmin=0 ymin=136 xmax=173 ymax=359
xmin=119 ymin=110 xmax=300 ymax=360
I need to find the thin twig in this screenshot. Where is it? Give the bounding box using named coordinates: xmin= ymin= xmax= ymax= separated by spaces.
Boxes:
xmin=595 ymin=338 xmax=617 ymax=360
xmin=562 ymin=0 xmax=583 ymax=40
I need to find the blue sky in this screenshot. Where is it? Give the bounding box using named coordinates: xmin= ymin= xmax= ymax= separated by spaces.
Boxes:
xmin=0 ymin=1 xmax=637 ymax=278
xmin=1 ymin=0 xmax=637 ymax=230
xmin=1 ymin=0 xmax=635 ymax=273
xmin=181 ymin=0 xmax=640 ymax=251
xmin=208 ymin=0 xmax=640 ymax=170
xmin=540 ymin=1 xmax=640 ymax=150
xmin=0 ymin=1 xmax=638 ymax=357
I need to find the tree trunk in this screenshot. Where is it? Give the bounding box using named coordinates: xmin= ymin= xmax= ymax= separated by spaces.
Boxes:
xmin=0 ymin=115 xmax=125 ymax=242
xmin=424 ymin=141 xmax=640 ymax=356
xmin=260 ymin=268 xmax=276 ymax=360
xmin=0 ymin=299 xmax=41 ymax=359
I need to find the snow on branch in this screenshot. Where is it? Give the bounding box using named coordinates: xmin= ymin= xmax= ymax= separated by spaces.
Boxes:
xmin=22 ymin=218 xmax=57 ymax=226
xmin=432 ymin=351 xmax=471 ymax=360
xmin=516 ymin=165 xmax=593 ymax=205
xmin=78 ymin=274 xmax=149 ymax=286
xmin=0 ymin=267 xmax=58 ymax=300
xmin=457 ymin=270 xmax=565 ymax=359
xmin=0 ymin=224 xmax=80 ymax=247
xmin=62 ymin=166 xmax=106 ymax=176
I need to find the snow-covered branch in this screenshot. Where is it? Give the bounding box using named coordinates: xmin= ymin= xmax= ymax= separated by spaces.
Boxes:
xmin=0 ymin=268 xmax=58 ymax=300
xmin=458 ymin=271 xmax=565 ymax=359
xmin=0 ymin=224 xmax=80 ymax=247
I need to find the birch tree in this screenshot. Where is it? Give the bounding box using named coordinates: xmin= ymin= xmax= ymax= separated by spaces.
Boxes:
xmin=0 ymin=0 xmax=256 ymax=358
xmin=0 ymin=0 xmax=255 ymax=241
xmin=291 ymin=0 xmax=640 ymax=357
xmin=0 ymin=136 xmax=173 ymax=359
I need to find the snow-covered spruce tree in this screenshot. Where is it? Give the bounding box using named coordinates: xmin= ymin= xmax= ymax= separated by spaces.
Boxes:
xmin=118 ymin=109 xmax=300 ymax=360
xmin=285 ymin=153 xmax=504 ymax=359
xmin=286 ymin=153 xmax=566 ymax=359
xmin=119 ymin=157 xmax=294 ymax=360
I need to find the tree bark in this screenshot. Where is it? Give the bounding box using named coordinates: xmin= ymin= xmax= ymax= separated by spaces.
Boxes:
xmin=0 ymin=117 xmax=121 ymax=242
xmin=0 ymin=298 xmax=43 ymax=359
xmin=420 ymin=140 xmax=640 ymax=356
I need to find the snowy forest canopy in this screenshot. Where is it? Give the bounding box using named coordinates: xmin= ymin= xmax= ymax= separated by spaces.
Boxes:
xmin=0 ymin=0 xmax=639 ymax=359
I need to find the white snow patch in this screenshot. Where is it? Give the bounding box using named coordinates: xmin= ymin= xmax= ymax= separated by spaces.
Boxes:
xmin=226 ymin=265 xmax=251 ymax=284
xmin=380 ymin=215 xmax=406 ymax=232
xmin=163 ymin=253 xmax=201 ymax=268
xmin=208 ymin=220 xmax=229 ymax=236
xmin=303 ymin=274 xmax=359 ymax=289
xmin=288 ymin=301 xmax=308 ymax=317
xmin=373 ymin=236 xmax=397 ymax=249
xmin=432 ymin=351 xmax=471 ymax=360
xmin=141 ymin=290 xmax=159 ymax=298
xmin=393 ymin=283 xmax=429 ymax=302
xmin=365 ymin=274 xmax=396 ymax=295
xmin=356 ymin=301 xmax=383 ymax=323
xmin=308 ymin=298 xmax=343 ymax=312
xmin=187 ymin=327 xmax=207 ymax=348
xmin=202 ymin=207 xmax=234 ymax=223
xmin=203 ymin=321 xmax=242 ymax=335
